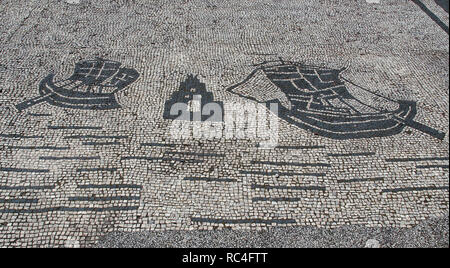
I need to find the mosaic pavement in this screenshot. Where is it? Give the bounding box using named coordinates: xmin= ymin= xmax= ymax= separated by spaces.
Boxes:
xmin=0 ymin=0 xmax=448 ymax=247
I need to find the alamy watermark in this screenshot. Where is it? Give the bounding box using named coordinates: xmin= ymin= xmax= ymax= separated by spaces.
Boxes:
xmin=168 ymin=95 xmax=279 ymax=148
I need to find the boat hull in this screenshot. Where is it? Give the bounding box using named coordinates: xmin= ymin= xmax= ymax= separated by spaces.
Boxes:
xmin=39 ymin=74 xmax=121 ymax=110
xmin=278 ymin=100 xmax=417 ymax=139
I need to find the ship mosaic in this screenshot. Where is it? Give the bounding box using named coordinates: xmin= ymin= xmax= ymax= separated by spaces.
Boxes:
xmin=226 ymin=60 xmax=445 ymax=140
xmin=15 ymin=58 xmax=140 ymax=111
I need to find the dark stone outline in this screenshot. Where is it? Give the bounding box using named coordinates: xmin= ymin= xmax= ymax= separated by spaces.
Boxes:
xmin=412 ymin=0 xmax=449 ymax=34
xmin=48 ymin=125 xmax=103 ymax=130
xmin=7 ymin=146 xmax=70 ymax=150
xmin=382 ymin=186 xmax=449 ymax=193
xmin=77 ymin=184 xmax=142 ymax=189
xmin=184 ymin=177 xmax=237 ymax=182
xmin=64 ymin=135 xmax=128 ymax=140
xmin=0 ymin=199 xmax=39 ymax=204
xmin=0 ymin=206 xmax=140 ymax=214
xmin=28 ymin=113 xmax=52 ymax=117
xmin=141 ymin=143 xmax=177 ymax=147
xmin=250 ymin=160 xmax=331 ymax=167
xmin=386 ymin=157 xmax=449 ymax=162
xmin=0 ymin=185 xmax=55 ymax=190
xmin=120 ymin=156 xmax=204 ymax=163
xmin=252 ymin=197 xmax=312 ymax=202
xmin=251 ymin=184 xmax=326 ymax=191
xmin=166 ymin=151 xmax=226 ymax=158
xmin=416 ymin=165 xmax=449 ymax=169
xmin=191 ymin=218 xmax=296 ymax=225
xmin=274 ymin=145 xmax=326 ymax=150
xmin=328 ymin=152 xmax=376 ymax=157
xmin=0 ymin=134 xmax=43 ymax=139
xmin=337 ymin=177 xmax=384 ymax=183
xmin=39 ymin=156 xmax=100 ymax=161
xmin=240 ymin=170 xmax=326 ymax=177
xmin=68 ymin=196 xmax=140 ymax=202
xmin=76 ymin=168 xmax=118 ymax=172
xmin=82 ymin=142 xmax=121 ymax=146
xmin=0 ymin=167 xmax=50 ymax=173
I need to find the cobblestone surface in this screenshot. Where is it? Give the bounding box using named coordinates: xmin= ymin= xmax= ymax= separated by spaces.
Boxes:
xmin=97 ymin=213 xmax=449 ymax=248
xmin=0 ymin=0 xmax=448 ymax=247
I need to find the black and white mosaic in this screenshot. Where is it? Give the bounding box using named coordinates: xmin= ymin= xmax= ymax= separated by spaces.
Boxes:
xmin=0 ymin=0 xmax=448 ymax=247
